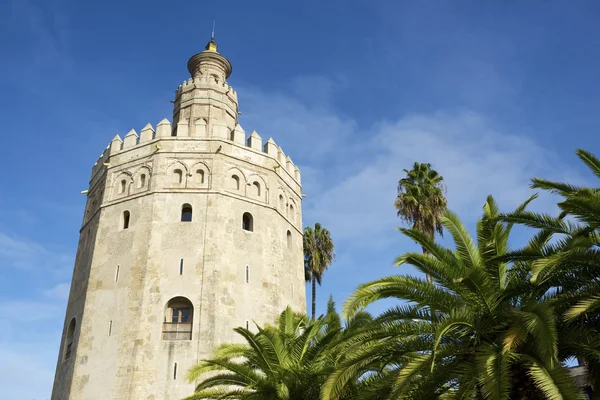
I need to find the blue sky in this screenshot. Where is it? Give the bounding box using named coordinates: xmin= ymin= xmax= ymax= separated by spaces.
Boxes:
xmin=2 ymin=0 xmax=600 ymax=398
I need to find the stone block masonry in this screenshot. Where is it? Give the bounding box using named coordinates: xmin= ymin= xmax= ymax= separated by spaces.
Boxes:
xmin=51 ymin=37 xmax=306 ymax=400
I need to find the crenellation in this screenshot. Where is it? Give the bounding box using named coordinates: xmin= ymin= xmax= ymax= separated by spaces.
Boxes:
xmin=123 ymin=129 xmax=139 ymax=148
xmin=176 ymin=119 xmax=189 ymax=137
xmin=277 ymin=148 xmax=286 ymax=166
xmin=232 ymin=124 xmax=245 ymax=144
xmin=247 ymin=130 xmax=262 ymax=151
xmin=156 ymin=118 xmax=171 ymax=138
xmin=109 ymin=134 xmax=123 ymax=155
xmin=264 ymin=137 xmax=278 ymax=158
xmin=140 ymin=124 xmax=155 ymax=143
xmin=91 ymin=122 xmax=301 ymax=186
xmin=285 ymin=155 xmax=294 ymax=175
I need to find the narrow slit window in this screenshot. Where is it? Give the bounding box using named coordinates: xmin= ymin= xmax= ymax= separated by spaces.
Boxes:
xmin=246 ymin=321 xmax=249 ymax=330
xmin=179 ymin=259 xmax=184 ymax=275
xmin=115 ymin=265 xmax=120 ymax=282
xmin=181 ymin=204 xmax=192 ymax=222
xmin=246 ymin=265 xmax=249 ymax=283
xmin=122 ymin=211 xmax=130 ymax=230
xmin=120 ymin=179 xmax=126 ymax=194
xmin=108 ymin=320 xmax=112 ymax=336
xmin=64 ymin=318 xmax=76 ymax=361
xmin=173 ymin=362 xmax=177 ymax=379
xmin=287 ymin=230 xmax=292 ymax=249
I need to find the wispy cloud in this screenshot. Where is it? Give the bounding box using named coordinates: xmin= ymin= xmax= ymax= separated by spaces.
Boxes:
xmin=44 ymin=282 xmax=71 ymax=301
xmin=0 ymin=232 xmax=72 ymax=272
xmin=241 ymin=79 xmax=584 ymax=251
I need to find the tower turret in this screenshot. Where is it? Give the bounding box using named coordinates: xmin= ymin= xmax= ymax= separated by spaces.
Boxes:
xmin=173 ymin=37 xmax=238 ymax=138
xmin=51 ymin=38 xmax=304 ymax=400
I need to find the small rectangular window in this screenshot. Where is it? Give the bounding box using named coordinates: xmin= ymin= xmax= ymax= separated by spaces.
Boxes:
xmin=179 ymin=259 xmax=184 ymax=275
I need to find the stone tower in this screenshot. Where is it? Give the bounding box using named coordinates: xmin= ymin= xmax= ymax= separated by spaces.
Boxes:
xmin=51 ymin=38 xmax=306 ymax=400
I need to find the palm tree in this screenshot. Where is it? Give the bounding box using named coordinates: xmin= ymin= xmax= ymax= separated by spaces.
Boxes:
xmin=184 ymin=307 xmax=339 ymax=400
xmin=500 ymin=149 xmax=600 ymax=394
xmin=394 ymin=162 xmax=447 ymax=284
xmin=184 ymin=304 xmax=371 ymax=400
xmin=304 ymin=223 xmax=335 ymax=320
xmin=323 ymin=196 xmax=586 ymax=400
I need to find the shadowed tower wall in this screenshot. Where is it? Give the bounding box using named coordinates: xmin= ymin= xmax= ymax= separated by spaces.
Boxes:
xmin=51 ymin=38 xmax=306 ymax=400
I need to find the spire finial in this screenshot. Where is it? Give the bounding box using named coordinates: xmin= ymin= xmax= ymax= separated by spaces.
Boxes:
xmin=211 ymin=20 xmax=215 ymax=40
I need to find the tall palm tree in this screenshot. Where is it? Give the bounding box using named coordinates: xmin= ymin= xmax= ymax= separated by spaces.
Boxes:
xmin=394 ymin=162 xmax=447 ymax=284
xmin=323 ymin=196 xmax=586 ymax=400
xmin=304 ymin=223 xmax=335 ymax=320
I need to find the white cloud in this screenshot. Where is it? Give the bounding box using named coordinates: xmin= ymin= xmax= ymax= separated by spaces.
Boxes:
xmin=239 ymin=80 xmax=358 ymax=162
xmin=308 ymin=111 xmax=582 ymax=248
xmin=240 ymin=79 xmax=585 ymax=250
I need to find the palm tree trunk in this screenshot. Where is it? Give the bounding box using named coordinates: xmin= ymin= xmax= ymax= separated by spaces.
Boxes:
xmin=312 ymin=276 xmax=317 ymax=320
xmin=422 ymin=246 xmax=434 ymax=285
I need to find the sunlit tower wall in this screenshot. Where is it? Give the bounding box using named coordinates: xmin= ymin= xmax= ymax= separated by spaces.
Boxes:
xmin=51 ymin=37 xmax=306 ymax=400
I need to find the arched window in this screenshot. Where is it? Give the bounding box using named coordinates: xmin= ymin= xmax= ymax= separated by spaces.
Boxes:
xmin=230 ymin=175 xmax=240 ymax=190
xmin=64 ymin=318 xmax=76 ymax=361
xmin=252 ymin=182 xmax=261 ymax=197
xmin=181 ymin=204 xmax=192 ymax=222
xmin=242 ymin=212 xmax=253 ymax=232
xmin=163 ymin=297 xmax=193 ymax=340
xmin=289 ymin=203 xmax=295 ymax=222
xmin=119 ymin=179 xmax=127 ymax=194
xmin=287 ymin=230 xmax=292 ymax=249
xmin=122 ymin=211 xmax=130 ymax=229
xmin=279 ymin=194 xmax=284 ymax=209
xmin=197 ymin=169 xmax=205 ymax=184
xmin=174 ymin=169 xmax=183 ymax=184
xmin=139 ymin=174 xmax=146 ymax=188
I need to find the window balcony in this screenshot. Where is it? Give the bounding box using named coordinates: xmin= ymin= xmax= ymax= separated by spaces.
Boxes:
xmin=162 ymin=322 xmax=192 ymax=340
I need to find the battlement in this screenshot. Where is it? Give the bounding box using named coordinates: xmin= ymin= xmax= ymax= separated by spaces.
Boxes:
xmin=90 ymin=118 xmax=301 ymax=185
xmin=175 ymin=76 xmax=237 ymax=100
